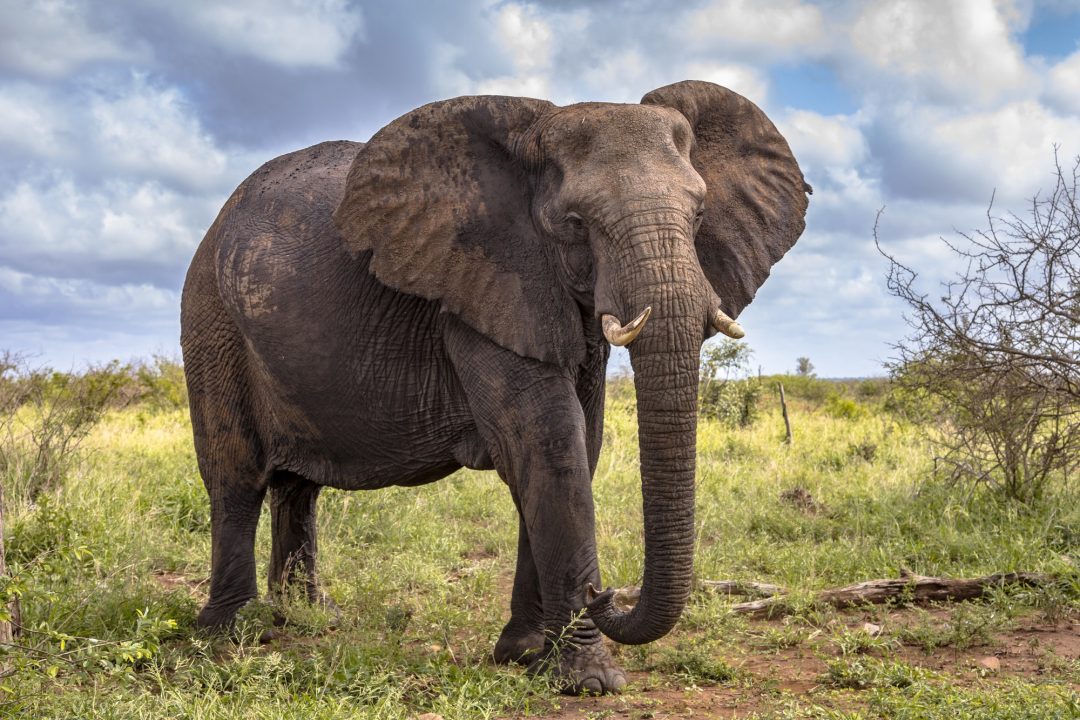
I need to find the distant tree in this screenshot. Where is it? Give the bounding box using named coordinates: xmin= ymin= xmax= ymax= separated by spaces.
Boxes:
xmin=795 ymin=357 xmax=815 ymax=377
xmin=877 ymin=154 xmax=1079 ymax=502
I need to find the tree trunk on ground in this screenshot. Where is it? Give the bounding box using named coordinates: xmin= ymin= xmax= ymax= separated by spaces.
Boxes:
xmin=614 ymin=571 xmax=1054 ymax=619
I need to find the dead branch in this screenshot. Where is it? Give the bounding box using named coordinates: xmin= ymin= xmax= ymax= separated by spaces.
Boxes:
xmin=699 ymin=579 xmax=786 ymax=598
xmin=613 ymin=571 xmax=1054 ymax=620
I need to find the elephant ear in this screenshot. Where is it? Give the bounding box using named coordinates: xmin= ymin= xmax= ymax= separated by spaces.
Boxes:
xmin=642 ymin=80 xmax=810 ymax=318
xmin=334 ymin=95 xmax=586 ymax=367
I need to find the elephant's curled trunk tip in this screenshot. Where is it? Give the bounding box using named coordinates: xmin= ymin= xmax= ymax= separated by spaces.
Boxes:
xmin=585 ymin=582 xmax=675 ymax=645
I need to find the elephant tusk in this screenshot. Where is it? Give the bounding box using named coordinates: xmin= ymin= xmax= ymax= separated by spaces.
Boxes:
xmin=601 ymin=306 xmax=652 ymax=346
xmin=712 ymin=308 xmax=745 ymax=339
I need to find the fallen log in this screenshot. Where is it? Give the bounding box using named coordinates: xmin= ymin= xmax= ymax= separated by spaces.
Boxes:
xmin=699 ymin=579 xmax=786 ymax=598
xmin=613 ymin=579 xmax=785 ymax=607
xmin=613 ymin=571 xmax=1055 ymax=620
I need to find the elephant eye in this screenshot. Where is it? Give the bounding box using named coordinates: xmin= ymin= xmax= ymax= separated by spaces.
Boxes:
xmin=565 ymin=213 xmax=586 ymax=237
xmin=694 ymin=207 xmax=705 ymax=230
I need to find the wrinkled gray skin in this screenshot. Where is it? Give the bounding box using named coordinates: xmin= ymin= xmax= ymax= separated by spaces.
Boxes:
xmin=181 ymin=81 xmax=809 ymax=695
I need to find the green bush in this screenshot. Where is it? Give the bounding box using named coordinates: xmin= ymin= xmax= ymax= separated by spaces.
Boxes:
xmin=698 ymin=339 xmax=760 ymax=426
xmin=825 ymin=393 xmax=866 ymax=420
xmin=134 ymin=356 xmax=188 ymax=411
xmin=699 ymin=378 xmax=762 ymax=427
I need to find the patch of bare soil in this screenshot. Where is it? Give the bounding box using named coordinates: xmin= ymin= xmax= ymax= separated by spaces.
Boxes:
xmin=151 ymin=569 xmax=207 ymax=597
xmin=521 ymin=608 xmax=1079 ymax=720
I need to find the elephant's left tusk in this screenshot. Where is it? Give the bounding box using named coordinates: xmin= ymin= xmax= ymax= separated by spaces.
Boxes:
xmin=602 ymin=306 xmax=652 ymax=346
xmin=712 ymin=308 xmax=745 ymax=339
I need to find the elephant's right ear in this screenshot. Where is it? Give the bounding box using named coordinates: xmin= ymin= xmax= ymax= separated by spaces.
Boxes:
xmin=334 ymin=95 xmax=587 ymax=367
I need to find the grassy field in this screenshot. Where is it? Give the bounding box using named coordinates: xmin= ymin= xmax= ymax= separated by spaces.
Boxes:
xmin=2 ymin=376 xmax=1077 ymax=718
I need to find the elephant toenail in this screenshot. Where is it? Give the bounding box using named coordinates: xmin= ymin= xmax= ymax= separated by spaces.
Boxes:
xmin=581 ymin=677 xmax=603 ymax=694
xmin=609 ymin=672 xmax=627 ymax=692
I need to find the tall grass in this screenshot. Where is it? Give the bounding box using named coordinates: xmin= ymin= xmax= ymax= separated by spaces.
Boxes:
xmin=1 ymin=372 xmax=1076 ymax=717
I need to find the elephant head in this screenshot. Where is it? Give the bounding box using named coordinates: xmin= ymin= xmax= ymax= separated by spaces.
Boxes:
xmin=334 ymin=80 xmax=809 ymax=645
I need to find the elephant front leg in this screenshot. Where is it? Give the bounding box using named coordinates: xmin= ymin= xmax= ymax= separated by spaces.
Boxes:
xmin=516 ymin=448 xmax=627 ymax=695
xmin=493 ymin=514 xmax=545 ymax=665
xmin=447 ymin=322 xmax=626 ymax=694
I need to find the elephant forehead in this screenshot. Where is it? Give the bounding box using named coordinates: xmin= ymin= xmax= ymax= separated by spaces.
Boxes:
xmin=540 ymin=103 xmax=692 ymax=160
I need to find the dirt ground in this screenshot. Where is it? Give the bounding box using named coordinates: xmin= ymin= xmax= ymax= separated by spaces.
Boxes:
xmin=528 ymin=608 xmax=1079 ymax=719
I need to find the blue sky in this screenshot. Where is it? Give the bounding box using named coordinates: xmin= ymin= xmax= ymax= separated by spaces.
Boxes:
xmin=1 ymin=0 xmax=1079 ymax=377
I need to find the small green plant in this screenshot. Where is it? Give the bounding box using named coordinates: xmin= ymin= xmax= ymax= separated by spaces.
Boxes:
xmin=752 ymin=623 xmax=810 ymax=652
xmin=831 ymin=626 xmax=899 ymax=657
xmin=823 ymin=657 xmax=934 ymax=690
xmin=898 ymin=603 xmax=1010 ymax=653
xmin=647 ymin=644 xmax=741 ymax=686
xmin=869 ymin=678 xmax=1080 ymax=719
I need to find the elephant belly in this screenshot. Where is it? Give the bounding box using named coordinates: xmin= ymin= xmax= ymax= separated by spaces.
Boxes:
xmin=232 ymin=256 xmax=492 ymax=490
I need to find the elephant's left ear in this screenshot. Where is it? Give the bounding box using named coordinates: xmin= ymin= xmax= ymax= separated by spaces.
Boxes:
xmin=642 ymin=81 xmax=811 ymax=318
xmin=334 ymin=95 xmax=587 ymax=367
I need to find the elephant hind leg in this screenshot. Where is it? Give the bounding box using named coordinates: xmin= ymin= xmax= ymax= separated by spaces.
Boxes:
xmin=267 ymin=471 xmax=330 ymax=607
xmin=183 ymin=277 xmax=268 ymax=630
xmin=190 ymin=406 xmax=267 ymax=630
xmin=493 ymin=513 xmax=545 ymax=665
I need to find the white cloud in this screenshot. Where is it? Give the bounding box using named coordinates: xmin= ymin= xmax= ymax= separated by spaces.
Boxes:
xmin=573 ymin=54 xmax=768 ymax=107
xmin=0 ymin=74 xmax=243 ymax=194
xmin=577 ymin=49 xmax=652 ymax=103
xmin=932 ymin=100 xmax=1080 ymax=199
xmin=492 ymin=3 xmax=553 ymax=74
xmin=0 ymin=0 xmax=136 ymax=77
xmin=681 ymin=62 xmax=769 ymax=107
xmin=1045 ymin=49 xmax=1080 ymax=113
xmin=778 ymin=111 xmax=867 ymax=170
xmin=89 ymin=75 xmax=229 ymax=192
xmin=0 ymin=83 xmax=65 ymax=156
xmin=434 ymin=2 xmax=564 ymax=100
xmin=0 ymin=176 xmax=215 ymax=285
xmin=0 ymin=265 xmax=176 ymax=315
xmin=849 ymin=0 xmax=1034 ymax=105
xmin=0 ymin=264 xmax=180 ymax=368
xmin=876 ymin=100 xmax=1080 ymax=204
xmin=682 ymin=0 xmax=826 ymax=60
xmin=159 ymin=0 xmax=364 ymax=69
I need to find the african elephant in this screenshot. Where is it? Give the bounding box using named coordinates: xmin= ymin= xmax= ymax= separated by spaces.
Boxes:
xmin=180 ymin=80 xmax=809 ymax=694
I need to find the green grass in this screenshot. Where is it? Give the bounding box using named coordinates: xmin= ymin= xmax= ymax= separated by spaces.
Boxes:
xmin=2 ymin=380 xmax=1077 ymax=718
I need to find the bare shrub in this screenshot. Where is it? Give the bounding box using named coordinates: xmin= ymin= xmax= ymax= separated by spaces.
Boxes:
xmin=878 ymin=155 xmax=1079 ymax=502
xmin=0 ymin=353 xmax=128 ymax=504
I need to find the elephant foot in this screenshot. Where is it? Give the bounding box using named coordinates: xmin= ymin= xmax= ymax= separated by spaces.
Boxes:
xmin=530 ymin=641 xmax=627 ymax=696
xmin=493 ymin=622 xmax=545 ymax=665
xmin=198 ymin=595 xmax=276 ymax=643
xmin=195 ymin=598 xmax=251 ymax=632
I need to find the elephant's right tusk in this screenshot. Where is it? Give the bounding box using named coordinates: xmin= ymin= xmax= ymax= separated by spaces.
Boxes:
xmin=602 ymin=307 xmax=652 ymax=346
xmin=712 ymin=308 xmax=745 ymax=339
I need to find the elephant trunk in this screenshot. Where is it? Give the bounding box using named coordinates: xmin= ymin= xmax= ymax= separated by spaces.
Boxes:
xmin=588 ymin=230 xmax=705 ymax=645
